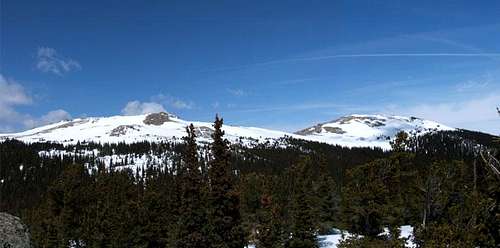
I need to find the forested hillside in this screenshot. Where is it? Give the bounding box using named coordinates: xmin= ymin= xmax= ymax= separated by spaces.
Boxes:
xmin=0 ymin=119 xmax=499 ymax=247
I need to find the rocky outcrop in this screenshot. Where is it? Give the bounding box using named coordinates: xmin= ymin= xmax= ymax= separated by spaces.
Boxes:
xmin=143 ymin=112 xmax=175 ymax=126
xmin=335 ymin=115 xmax=386 ymax=127
xmin=323 ymin=126 xmax=346 ymax=134
xmin=295 ymin=124 xmax=345 ymax=135
xmin=109 ymin=125 xmax=140 ymax=137
xmin=0 ymin=212 xmax=32 ymax=248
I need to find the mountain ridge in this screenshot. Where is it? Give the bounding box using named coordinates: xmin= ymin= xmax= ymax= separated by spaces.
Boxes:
xmin=0 ymin=112 xmax=454 ymax=149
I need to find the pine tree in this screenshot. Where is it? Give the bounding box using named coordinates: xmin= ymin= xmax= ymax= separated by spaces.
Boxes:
xmin=390 ymin=131 xmax=409 ymax=152
xmin=288 ymin=157 xmax=318 ymax=248
xmin=256 ymin=193 xmax=285 ymax=248
xmin=340 ymin=160 xmax=392 ymax=237
xmin=176 ymin=124 xmax=209 ymax=248
xmin=314 ymin=158 xmax=338 ymax=234
xmin=208 ymin=115 xmax=245 ymax=248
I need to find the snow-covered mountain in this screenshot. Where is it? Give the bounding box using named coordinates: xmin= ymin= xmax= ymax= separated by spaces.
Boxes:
xmin=0 ymin=112 xmax=453 ymax=149
xmin=0 ymin=112 xmax=290 ymax=146
xmin=295 ymin=114 xmax=454 ymax=149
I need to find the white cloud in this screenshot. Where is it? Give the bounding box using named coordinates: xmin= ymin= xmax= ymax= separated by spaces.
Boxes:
xmin=36 ymin=47 xmax=81 ymax=75
xmin=0 ymin=75 xmax=33 ymax=125
xmin=23 ymin=109 xmax=72 ymax=129
xmin=397 ymin=94 xmax=500 ymax=134
xmin=0 ymin=74 xmax=71 ymax=132
xmin=121 ymin=94 xmax=195 ymax=116
xmin=40 ymin=109 xmax=71 ymax=125
xmin=121 ymin=101 xmax=166 ymax=115
xmin=0 ymin=75 xmax=32 ymax=106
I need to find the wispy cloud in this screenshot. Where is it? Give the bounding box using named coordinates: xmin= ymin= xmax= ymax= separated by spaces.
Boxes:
xmin=229 ymin=102 xmax=352 ymax=113
xmin=207 ymin=53 xmax=500 ymax=72
xmin=454 ymin=73 xmax=493 ymax=92
xmin=259 ymin=53 xmax=500 ymax=66
xmin=172 ymin=99 xmax=194 ymax=109
xmin=152 ymin=94 xmax=194 ymax=110
xmin=227 ymin=88 xmax=246 ymax=96
xmin=36 ymin=47 xmax=81 ymax=75
xmin=455 ymin=80 xmax=489 ymax=92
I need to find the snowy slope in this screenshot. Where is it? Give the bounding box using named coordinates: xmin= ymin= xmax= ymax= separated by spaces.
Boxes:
xmin=295 ymin=114 xmax=454 ymax=149
xmin=0 ymin=112 xmax=290 ymax=145
xmin=247 ymin=225 xmax=415 ymax=248
xmin=0 ymin=112 xmax=453 ymax=149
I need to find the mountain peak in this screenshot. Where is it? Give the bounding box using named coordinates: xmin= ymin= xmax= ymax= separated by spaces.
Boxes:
xmin=143 ymin=112 xmax=178 ymax=125
xmin=294 ymin=114 xmax=453 ymax=149
xmin=0 ymin=113 xmax=453 ymax=149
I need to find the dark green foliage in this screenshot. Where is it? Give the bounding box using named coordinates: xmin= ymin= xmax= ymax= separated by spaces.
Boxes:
xmin=287 ymin=157 xmax=319 ymax=248
xmin=314 ymin=159 xmax=339 ymax=234
xmin=255 ymin=193 xmax=285 ymax=248
xmin=176 ymin=124 xmax=209 ymax=248
xmin=1 ymin=129 xmax=499 ymax=247
xmin=340 ymin=158 xmax=393 ymax=237
xmin=207 ymin=116 xmax=245 ymax=248
xmin=391 ymin=131 xmax=410 ymax=152
xmin=413 ymin=160 xmax=500 ymax=246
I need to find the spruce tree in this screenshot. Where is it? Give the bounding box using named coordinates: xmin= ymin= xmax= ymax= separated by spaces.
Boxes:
xmin=256 ymin=193 xmax=285 ymax=248
xmin=176 ymin=124 xmax=209 ymax=248
xmin=288 ymin=157 xmax=318 ymax=248
xmin=208 ymin=115 xmax=245 ymax=248
xmin=314 ymin=159 xmax=339 ymax=234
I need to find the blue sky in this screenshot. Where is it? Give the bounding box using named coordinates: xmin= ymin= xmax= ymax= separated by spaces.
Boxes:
xmin=1 ymin=0 xmax=499 ymax=134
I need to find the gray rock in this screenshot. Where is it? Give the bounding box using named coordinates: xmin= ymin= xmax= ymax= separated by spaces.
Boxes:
xmin=109 ymin=125 xmax=140 ymax=137
xmin=143 ymin=112 xmax=176 ymax=125
xmin=0 ymin=212 xmax=32 ymax=248
xmin=295 ymin=124 xmax=345 ymax=135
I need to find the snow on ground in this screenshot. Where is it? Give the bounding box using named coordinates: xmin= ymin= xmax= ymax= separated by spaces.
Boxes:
xmin=380 ymin=225 xmax=415 ymax=248
xmin=38 ymin=149 xmax=176 ymax=176
xmin=0 ymin=114 xmax=291 ymax=146
xmin=296 ymin=114 xmax=453 ymax=150
xmin=0 ymin=113 xmax=453 ymax=150
xmin=246 ymin=225 xmax=414 ymax=248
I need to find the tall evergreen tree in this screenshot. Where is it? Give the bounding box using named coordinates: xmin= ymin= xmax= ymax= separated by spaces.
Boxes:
xmin=311 ymin=157 xmax=339 ymax=234
xmin=208 ymin=116 xmax=245 ymax=248
xmin=288 ymin=157 xmax=318 ymax=248
xmin=256 ymin=193 xmax=284 ymax=248
xmin=176 ymin=124 xmax=209 ymax=248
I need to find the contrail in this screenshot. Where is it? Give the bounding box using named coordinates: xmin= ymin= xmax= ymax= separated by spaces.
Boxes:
xmin=266 ymin=53 xmax=500 ymax=64
xmin=204 ymin=53 xmax=500 ymax=72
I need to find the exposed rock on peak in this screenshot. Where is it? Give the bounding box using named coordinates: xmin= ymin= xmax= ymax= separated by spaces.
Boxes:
xmin=0 ymin=113 xmax=453 ymax=149
xmin=295 ymin=124 xmax=345 ymax=135
xmin=294 ymin=114 xmax=453 ymax=149
xmin=143 ymin=112 xmax=176 ymax=125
